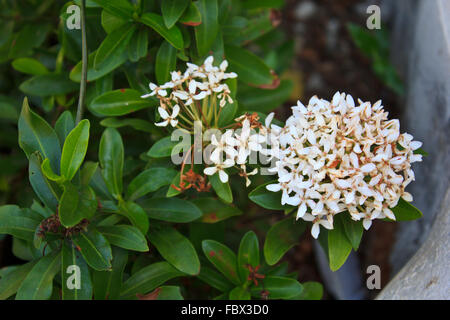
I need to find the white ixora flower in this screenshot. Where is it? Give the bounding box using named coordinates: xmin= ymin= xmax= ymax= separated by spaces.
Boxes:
xmin=203 ymin=159 xmax=235 ymax=183
xmin=263 ymin=92 xmax=423 ymax=238
xmin=155 ymin=104 xmax=180 ymax=127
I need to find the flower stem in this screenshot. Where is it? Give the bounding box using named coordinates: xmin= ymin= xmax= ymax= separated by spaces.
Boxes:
xmin=75 ymin=0 xmax=88 ymax=125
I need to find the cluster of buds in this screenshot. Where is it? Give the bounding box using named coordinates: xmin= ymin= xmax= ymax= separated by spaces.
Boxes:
xmin=141 ymin=56 xmax=237 ymax=131
xmin=263 ymin=92 xmax=422 ymax=238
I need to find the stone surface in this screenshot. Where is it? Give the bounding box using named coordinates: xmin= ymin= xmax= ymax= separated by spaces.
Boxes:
xmin=377 ymin=0 xmax=450 ymax=299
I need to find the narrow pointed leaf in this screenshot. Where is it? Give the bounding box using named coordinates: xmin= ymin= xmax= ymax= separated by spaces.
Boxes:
xmin=97 ymin=225 xmax=149 ymax=252
xmin=60 ymin=119 xmax=90 ymax=181
xmin=62 ymin=241 xmax=93 ymax=300
xmin=202 ymin=240 xmax=240 ymax=285
xmin=72 ymin=229 xmax=112 ymax=271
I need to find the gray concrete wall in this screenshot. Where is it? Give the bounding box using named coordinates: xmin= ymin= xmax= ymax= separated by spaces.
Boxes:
xmin=377 ymin=0 xmax=450 ymax=299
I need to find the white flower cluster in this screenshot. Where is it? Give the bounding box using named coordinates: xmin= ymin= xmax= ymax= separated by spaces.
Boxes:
xmin=141 ymin=56 xmax=237 ymax=128
xmin=264 ymin=92 xmax=423 ymax=239
xmin=203 ymin=116 xmax=265 ymax=186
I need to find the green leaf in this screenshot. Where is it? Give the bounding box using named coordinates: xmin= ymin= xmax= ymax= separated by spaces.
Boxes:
xmin=41 ymin=158 xmax=63 ymax=183
xmin=118 ymin=201 xmax=149 ymax=235
xmin=328 ymin=217 xmax=353 ymax=271
xmin=128 ymin=28 xmax=149 ymax=62
xmin=140 ymin=197 xmax=202 ymax=223
xmin=225 ymin=45 xmax=274 ymax=86
xmin=62 ymin=241 xmax=93 ymax=300
xmin=16 ymin=251 xmax=61 ymax=300
xmin=242 ymin=0 xmax=285 ymax=9
xmin=18 ymin=98 xmax=61 ymax=173
xmin=340 ymin=214 xmax=363 ymax=250
xmin=127 ymin=167 xmax=178 ymax=201
xmin=72 ymin=228 xmax=112 ymax=271
xmin=192 ymin=197 xmax=242 ymax=223
xmin=264 ymin=217 xmax=306 ymax=265
xmin=249 ymin=181 xmax=287 ymax=211
xmin=120 ymin=262 xmax=184 ymax=299
xmin=229 ymin=285 xmax=251 ymax=300
xmin=240 ymin=80 xmax=293 ymax=113
xmin=162 ymin=0 xmax=190 ymax=28
xmin=179 ymin=2 xmax=202 ymax=26
xmin=12 ymin=58 xmax=49 ymax=75
xmin=54 ymin=111 xmax=75 ymax=146
xmin=202 ymin=240 xmax=240 ymax=285
xmin=250 ymin=276 xmax=303 ymax=300
xmin=59 ymin=182 xmax=83 ymax=227
xmin=99 ymin=128 xmax=124 ymax=198
xmin=101 ymin=9 xmax=128 ymax=33
xmin=19 ymin=73 xmax=78 ymax=97
xmin=294 ymin=281 xmax=323 ymax=300
xmin=0 ymin=261 xmax=36 ymax=300
xmin=152 ymin=286 xmax=184 ymax=300
xmin=93 ymin=246 xmax=128 ymax=300
xmin=155 ymin=41 xmax=177 ymax=84
xmin=60 ymin=119 xmax=90 ymax=181
xmin=90 ymin=89 xmax=156 ymax=116
xmin=97 ymin=225 xmax=148 ymax=252
xmin=0 ymin=205 xmax=41 ymax=242
xmin=139 ymin=13 xmax=184 ymax=50
xmin=238 ymin=231 xmax=260 ymax=283
xmin=147 ymin=136 xmax=191 ymax=158
xmin=208 ymin=173 xmax=233 ymax=203
xmin=80 ymin=161 xmax=99 ymax=186
xmin=8 ymin=23 xmax=51 ymax=59
xmin=94 ymin=23 xmax=136 ymax=69
xmin=70 ymin=49 xmax=128 ymax=82
xmin=195 ymin=0 xmax=219 ymax=57
xmin=100 ymin=117 xmax=155 ymax=133
xmin=391 ymin=198 xmax=423 ymax=221
xmin=148 ymin=224 xmax=200 ymax=275
xmin=91 ymin=0 xmax=134 ymax=20
xmin=28 ymin=153 xmax=59 ymax=211
xmin=197 ymin=266 xmax=234 ymax=292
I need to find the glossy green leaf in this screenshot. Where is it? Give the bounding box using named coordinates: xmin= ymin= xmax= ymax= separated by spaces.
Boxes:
xmin=60 ymin=119 xmax=90 ymax=181
xmin=197 ymin=266 xmax=234 ymax=292
xmin=128 ymin=28 xmax=149 ymax=62
xmin=16 ymin=251 xmax=61 ymax=300
xmin=127 ymin=167 xmax=178 ymax=201
xmin=41 ymin=158 xmax=63 ymax=182
xmin=148 ymin=224 xmax=200 ymax=275
xmin=139 ymin=13 xmax=184 ymax=50
xmin=328 ymin=217 xmax=353 ymax=271
xmin=192 ymin=197 xmax=242 ymax=223
xmin=12 ymin=58 xmax=49 ymax=75
xmin=152 ymin=286 xmax=184 ymax=300
xmin=208 ymin=173 xmax=233 ymax=204
xmin=229 ymin=286 xmax=251 ymax=300
xmin=179 ymin=2 xmax=202 ymax=26
xmin=294 ymin=281 xmax=323 ymax=300
xmin=80 ymin=162 xmax=99 ymax=186
xmin=100 ymin=117 xmax=155 ymax=133
xmin=58 ymin=182 xmax=81 ymax=227
xmin=155 ymin=41 xmax=177 ymax=84
xmin=18 ymin=98 xmax=61 ymax=173
xmin=140 ymin=197 xmax=202 ymax=223
xmin=195 ymin=0 xmax=218 ymax=57
xmin=340 ymin=213 xmax=363 ymax=250
xmin=93 ymin=246 xmax=128 ymax=300
xmin=238 ymin=231 xmax=260 ymax=283
xmin=94 ymin=23 xmax=136 ymax=69
xmin=101 ymin=9 xmax=128 ymax=33
xmin=249 ymin=181 xmax=287 ymax=211
xmin=0 ymin=205 xmax=42 ymax=242
xmin=202 ymin=240 xmax=240 ymax=285
xmin=250 ymin=276 xmax=303 ymax=300
xmin=264 ymin=217 xmax=306 ymax=265
xmin=162 ymin=0 xmax=190 ymax=28
xmin=0 ymin=261 xmax=36 ymax=300
xmin=99 ymin=128 xmax=123 ymax=198
xmin=147 ymin=136 xmax=191 ymax=158
xmin=62 ymin=241 xmax=93 ymax=300
xmin=20 ymin=73 xmax=78 ymax=97
xmin=90 ymin=89 xmax=155 ymax=116
xmin=239 ymin=80 xmax=293 ymax=113
xmin=118 ymin=201 xmax=149 ymax=235
xmin=392 ymin=198 xmax=423 ymax=221
xmin=225 ymin=45 xmax=274 ymax=86
xmin=54 ymin=111 xmax=75 ymax=146
xmin=91 ymin=0 xmax=134 ymax=20
xmin=72 ymin=228 xmax=112 ymax=271
xmin=97 ymin=225 xmax=148 ymax=252
xmin=28 ymin=153 xmax=59 ymax=211
xmin=120 ymin=262 xmax=184 ymax=299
